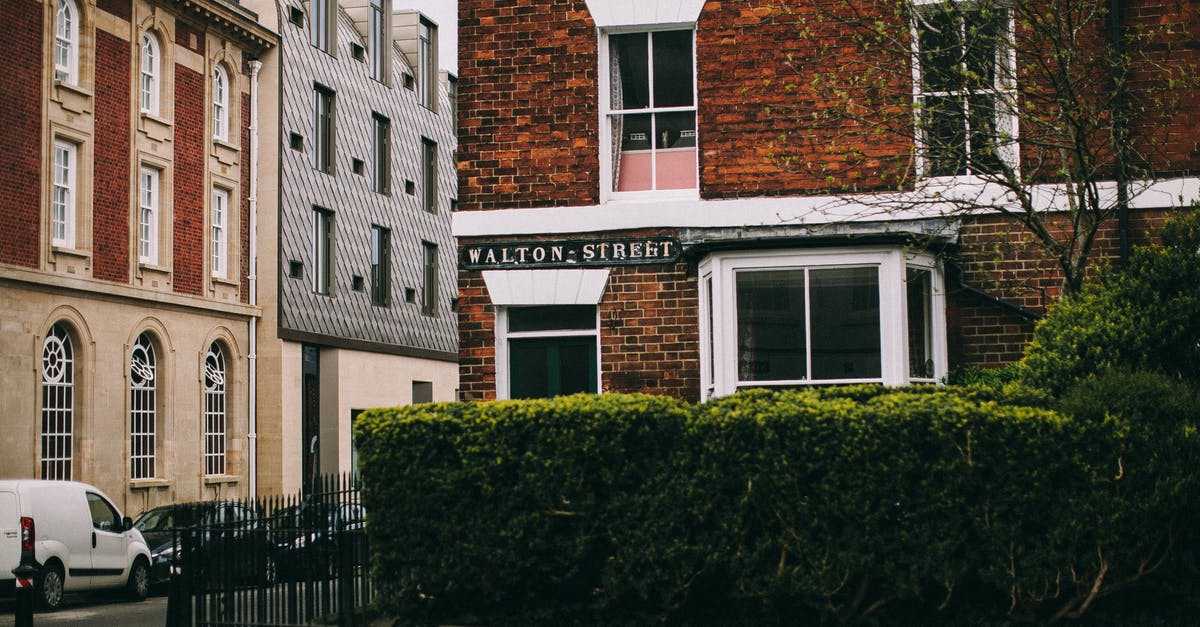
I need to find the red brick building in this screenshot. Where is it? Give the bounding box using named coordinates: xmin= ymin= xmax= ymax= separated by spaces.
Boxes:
xmin=455 ymin=0 xmax=1200 ymax=402
xmin=0 ymin=0 xmax=274 ymax=513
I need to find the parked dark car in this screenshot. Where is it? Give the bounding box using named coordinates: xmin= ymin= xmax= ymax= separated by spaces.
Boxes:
xmin=270 ymin=501 xmax=367 ymax=581
xmin=132 ymin=501 xmax=278 ymax=590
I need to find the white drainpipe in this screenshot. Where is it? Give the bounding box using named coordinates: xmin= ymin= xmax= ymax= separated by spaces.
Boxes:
xmin=248 ymin=59 xmax=262 ymax=500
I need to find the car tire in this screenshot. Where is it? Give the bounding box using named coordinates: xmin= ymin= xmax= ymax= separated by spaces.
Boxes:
xmin=35 ymin=562 xmax=65 ymax=611
xmin=126 ymin=558 xmax=150 ymax=601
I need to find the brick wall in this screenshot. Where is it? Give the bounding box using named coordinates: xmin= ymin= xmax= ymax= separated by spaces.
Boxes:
xmin=93 ymin=29 xmax=130 ymax=283
xmin=0 ymin=1 xmax=43 ymax=268
xmin=948 ymin=208 xmax=1176 ymax=368
xmin=457 ymin=0 xmax=599 ymax=210
xmin=97 ymin=0 xmax=129 ymax=21
xmin=173 ymin=65 xmax=204 ymax=296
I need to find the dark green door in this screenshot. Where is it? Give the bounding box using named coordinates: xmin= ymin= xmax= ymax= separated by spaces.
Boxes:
xmin=509 ymin=337 xmax=597 ymax=399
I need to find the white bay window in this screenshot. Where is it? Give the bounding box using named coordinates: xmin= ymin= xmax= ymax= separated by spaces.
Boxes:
xmin=700 ymin=247 xmax=945 ymax=399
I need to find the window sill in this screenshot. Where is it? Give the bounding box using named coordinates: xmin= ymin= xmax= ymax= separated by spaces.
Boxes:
xmin=139 ymin=112 xmax=172 ymax=142
xmin=53 ymin=80 xmax=93 ymax=114
xmin=50 ymin=245 xmax=91 ymax=261
xmin=203 ymin=475 xmax=239 ymax=486
xmin=213 ymin=139 xmax=240 ymax=166
xmin=211 ymin=275 xmax=239 ymax=288
xmin=129 ymin=478 xmax=171 ymax=491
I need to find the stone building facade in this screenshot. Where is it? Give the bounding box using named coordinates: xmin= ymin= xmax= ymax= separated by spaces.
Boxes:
xmin=455 ymin=0 xmax=1200 ymax=402
xmin=0 ymin=0 xmax=274 ymax=514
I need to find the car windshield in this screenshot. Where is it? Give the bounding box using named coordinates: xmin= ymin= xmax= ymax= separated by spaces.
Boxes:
xmin=133 ymin=508 xmax=176 ymax=533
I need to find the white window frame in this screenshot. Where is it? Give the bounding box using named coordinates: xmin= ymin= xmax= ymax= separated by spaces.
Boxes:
xmin=129 ymin=333 xmax=157 ymax=480
xmin=138 ymin=166 xmax=160 ymax=265
xmin=910 ymin=0 xmax=1018 ymax=179
xmin=211 ymin=187 xmax=229 ymax=279
xmin=52 ymin=139 xmax=77 ymax=248
xmin=313 ymin=84 xmax=335 ymax=173
xmin=140 ymin=33 xmax=160 ymax=115
xmin=494 ymin=306 xmax=601 ymax=400
xmin=55 ymin=0 xmax=79 ymax=84
xmin=373 ymin=113 xmax=391 ymax=195
xmin=598 ymin=26 xmax=699 ymax=203
xmin=213 ymin=64 xmax=229 ymax=141
xmin=203 ymin=342 xmax=227 ymax=476
xmin=41 ymin=323 xmax=74 ymax=480
xmin=698 ymin=247 xmax=947 ymax=400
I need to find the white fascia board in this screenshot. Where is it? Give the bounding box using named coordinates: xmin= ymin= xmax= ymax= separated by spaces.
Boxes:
xmin=453 ymin=177 xmax=1200 ymax=238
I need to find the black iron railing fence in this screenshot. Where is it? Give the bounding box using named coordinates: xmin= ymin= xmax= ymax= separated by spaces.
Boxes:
xmin=165 ymin=474 xmax=372 ymax=627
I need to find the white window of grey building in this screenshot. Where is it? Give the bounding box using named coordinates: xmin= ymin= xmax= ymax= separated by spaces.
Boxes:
xmin=313 ymin=207 xmax=334 ymax=295
xmin=418 ymin=18 xmax=437 ymax=109
xmin=41 ymin=323 xmax=74 ymax=480
xmin=370 ymin=0 xmax=391 ymax=83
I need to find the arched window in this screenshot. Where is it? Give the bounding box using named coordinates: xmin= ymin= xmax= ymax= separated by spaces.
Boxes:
xmin=140 ymin=32 xmax=160 ymax=115
xmin=129 ymin=333 xmax=157 ymax=479
xmin=55 ymin=0 xmax=79 ymax=84
xmin=203 ymin=343 xmax=227 ymax=476
xmin=41 ymin=324 xmax=75 ymax=480
xmin=213 ymin=65 xmax=229 ymax=141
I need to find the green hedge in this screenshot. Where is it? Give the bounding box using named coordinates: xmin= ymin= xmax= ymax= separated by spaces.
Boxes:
xmin=354 ymin=389 xmax=1199 ymax=625
xmin=1021 ymin=210 xmax=1200 ymax=395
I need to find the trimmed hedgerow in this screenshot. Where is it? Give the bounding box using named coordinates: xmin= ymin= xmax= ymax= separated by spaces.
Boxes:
xmin=354 ymin=387 xmax=1200 ymax=626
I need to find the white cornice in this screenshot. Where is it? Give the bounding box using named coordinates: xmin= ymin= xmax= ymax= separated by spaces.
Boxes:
xmin=452 ymin=177 xmax=1200 ymax=238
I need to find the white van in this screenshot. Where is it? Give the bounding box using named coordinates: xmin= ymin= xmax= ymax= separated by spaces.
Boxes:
xmin=0 ymin=480 xmax=151 ymax=610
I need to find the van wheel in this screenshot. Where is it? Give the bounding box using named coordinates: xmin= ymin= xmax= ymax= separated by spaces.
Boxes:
xmin=126 ymin=558 xmax=150 ymax=601
xmin=35 ymin=562 xmax=64 ymax=611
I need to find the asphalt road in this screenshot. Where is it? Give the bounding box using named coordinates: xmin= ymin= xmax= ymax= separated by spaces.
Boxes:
xmin=0 ymin=593 xmax=167 ymax=627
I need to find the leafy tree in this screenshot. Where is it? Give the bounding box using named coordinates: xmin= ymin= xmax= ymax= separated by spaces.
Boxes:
xmin=763 ymin=0 xmax=1198 ymax=294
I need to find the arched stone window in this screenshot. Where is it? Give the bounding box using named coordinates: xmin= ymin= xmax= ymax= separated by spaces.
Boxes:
xmin=203 ymin=342 xmax=227 ymax=475
xmin=129 ymin=333 xmax=158 ymax=479
xmin=213 ymin=64 xmax=229 ymax=141
xmin=55 ymin=0 xmax=80 ymax=84
xmin=41 ymin=323 xmax=75 ymax=480
xmin=140 ymin=32 xmax=161 ymax=115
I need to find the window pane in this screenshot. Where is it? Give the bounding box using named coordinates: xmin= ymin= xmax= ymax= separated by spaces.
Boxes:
xmin=968 ymin=94 xmax=1002 ymax=173
xmin=736 ymin=270 xmax=807 ymax=382
xmin=810 ymin=267 xmax=881 ymax=380
xmin=508 ymin=305 xmax=596 ymax=332
xmin=923 ymin=95 xmax=966 ymax=177
xmin=509 ymin=338 xmax=596 ymax=399
xmin=654 ymin=111 xmax=697 ymax=190
xmin=652 ymin=30 xmax=693 ymax=107
xmin=964 ymin=8 xmax=1006 ymax=89
xmin=918 ymin=8 xmax=960 ymax=92
xmin=907 ymin=267 xmax=934 ymax=379
xmin=611 ymin=32 xmax=649 ymax=110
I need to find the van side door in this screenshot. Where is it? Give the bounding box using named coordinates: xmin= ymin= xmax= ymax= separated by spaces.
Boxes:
xmin=86 ymin=492 xmax=130 ymax=587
